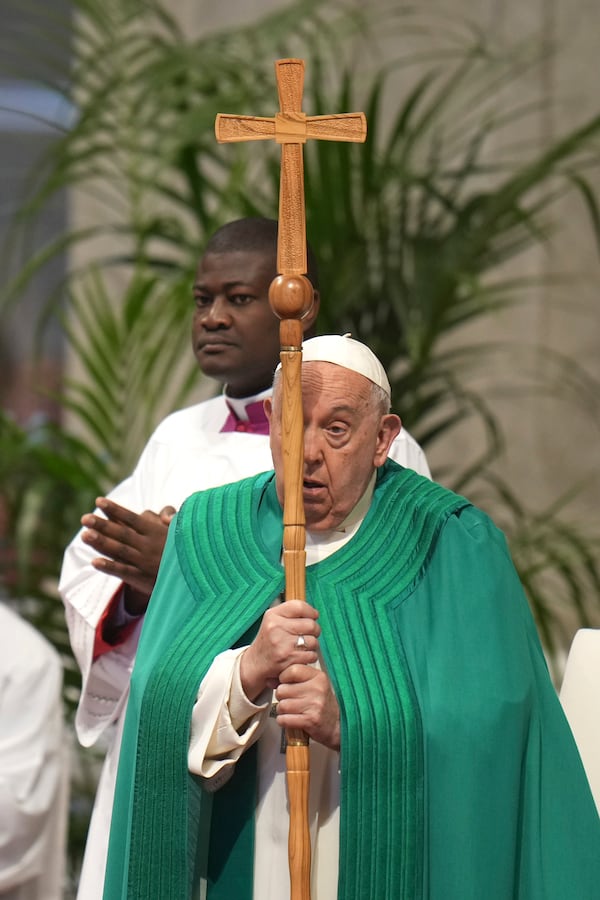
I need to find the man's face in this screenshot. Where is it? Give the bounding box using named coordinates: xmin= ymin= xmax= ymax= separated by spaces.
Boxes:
xmin=192 ymin=250 xmax=281 ymax=398
xmin=266 ymin=362 xmax=401 ymax=532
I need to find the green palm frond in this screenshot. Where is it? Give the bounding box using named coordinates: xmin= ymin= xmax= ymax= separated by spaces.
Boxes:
xmin=58 ymin=265 xmax=200 ymax=480
xmin=0 ymin=411 xmax=101 ymax=689
xmin=1 ymin=0 xmax=359 ymax=304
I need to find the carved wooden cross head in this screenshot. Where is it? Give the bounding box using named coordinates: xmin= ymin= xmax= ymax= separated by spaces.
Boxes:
xmin=215 ymin=58 xmax=366 ymax=341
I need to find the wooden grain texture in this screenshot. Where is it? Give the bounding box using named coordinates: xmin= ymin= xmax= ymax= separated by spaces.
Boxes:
xmin=286 ymin=742 xmax=312 ymax=900
xmin=215 ymin=57 xmax=367 ymax=900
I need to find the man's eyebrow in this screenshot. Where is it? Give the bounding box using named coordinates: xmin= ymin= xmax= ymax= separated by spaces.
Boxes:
xmin=326 ymin=402 xmax=362 ymax=417
xmin=193 ymin=279 xmax=254 ymax=291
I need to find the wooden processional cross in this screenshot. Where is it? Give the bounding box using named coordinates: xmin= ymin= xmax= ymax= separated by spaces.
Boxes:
xmin=215 ymin=58 xmax=366 ymax=900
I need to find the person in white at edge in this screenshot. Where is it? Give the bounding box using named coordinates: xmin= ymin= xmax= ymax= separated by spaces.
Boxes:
xmin=0 ymin=602 xmax=68 ymax=900
xmin=58 ymin=219 xmax=431 ymax=899
xmin=560 ymin=628 xmax=600 ymax=813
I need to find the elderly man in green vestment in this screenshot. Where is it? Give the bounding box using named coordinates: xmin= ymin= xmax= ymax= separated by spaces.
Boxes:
xmin=103 ymin=335 xmax=600 ymax=900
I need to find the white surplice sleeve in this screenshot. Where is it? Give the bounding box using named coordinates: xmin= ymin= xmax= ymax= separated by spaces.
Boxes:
xmin=59 ymin=444 xmax=162 ymax=750
xmin=389 ymin=428 xmax=432 ymax=479
xmin=188 ymin=647 xmax=272 ymax=791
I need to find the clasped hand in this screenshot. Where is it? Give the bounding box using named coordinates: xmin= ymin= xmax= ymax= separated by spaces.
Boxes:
xmin=81 ymin=497 xmax=176 ymax=614
xmin=240 ymin=600 xmax=341 ymax=752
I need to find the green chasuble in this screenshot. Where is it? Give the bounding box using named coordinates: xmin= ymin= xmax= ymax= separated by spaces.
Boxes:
xmin=104 ymin=461 xmax=600 ymax=899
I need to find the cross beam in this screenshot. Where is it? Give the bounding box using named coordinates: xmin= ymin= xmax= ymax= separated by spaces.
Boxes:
xmin=215 ymin=57 xmax=366 ymax=277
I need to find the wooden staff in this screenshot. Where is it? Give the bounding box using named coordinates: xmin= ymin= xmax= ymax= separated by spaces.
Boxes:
xmin=215 ymin=58 xmax=366 ymax=900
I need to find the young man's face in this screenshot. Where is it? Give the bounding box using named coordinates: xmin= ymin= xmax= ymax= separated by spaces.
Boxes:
xmin=192 ymin=250 xmax=318 ymax=398
xmin=192 ymin=250 xmax=279 ymax=397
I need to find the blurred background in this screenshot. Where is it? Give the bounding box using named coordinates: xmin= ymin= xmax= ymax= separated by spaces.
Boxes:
xmin=1 ymin=0 xmax=599 ymax=892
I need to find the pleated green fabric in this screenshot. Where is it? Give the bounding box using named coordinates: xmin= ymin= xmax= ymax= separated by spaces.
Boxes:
xmin=104 ymin=461 xmax=466 ymax=900
xmin=104 ymin=460 xmax=600 ymax=899
xmin=305 ymin=466 xmax=468 ymax=899
xmin=103 ymin=473 xmax=285 ymax=900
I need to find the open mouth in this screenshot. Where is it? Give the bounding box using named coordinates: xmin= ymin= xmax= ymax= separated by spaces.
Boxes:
xmin=303 ymin=478 xmax=325 ymax=496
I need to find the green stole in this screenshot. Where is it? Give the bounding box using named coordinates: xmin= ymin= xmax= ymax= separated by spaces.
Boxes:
xmin=103 ymin=461 xmax=469 ymax=900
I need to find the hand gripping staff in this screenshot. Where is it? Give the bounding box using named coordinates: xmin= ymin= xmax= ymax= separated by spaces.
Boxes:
xmin=215 ymin=58 xmax=366 ymax=900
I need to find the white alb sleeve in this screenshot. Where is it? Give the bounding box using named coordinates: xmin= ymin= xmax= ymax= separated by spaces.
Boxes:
xmin=188 ymin=647 xmax=272 ymax=791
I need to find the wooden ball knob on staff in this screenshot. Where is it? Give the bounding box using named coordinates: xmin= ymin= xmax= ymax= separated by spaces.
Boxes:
xmin=215 ymin=57 xmax=366 ymax=900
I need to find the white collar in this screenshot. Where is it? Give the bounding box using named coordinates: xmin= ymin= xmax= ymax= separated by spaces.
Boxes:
xmin=304 ymin=471 xmax=377 ymax=565
xmin=222 ymin=386 xmax=272 ymax=422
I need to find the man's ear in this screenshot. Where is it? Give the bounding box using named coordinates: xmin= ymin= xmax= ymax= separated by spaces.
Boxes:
xmin=264 ymin=397 xmax=273 ymax=423
xmin=374 ymin=414 xmax=402 ymax=467
xmin=302 ymin=289 xmax=320 ymax=337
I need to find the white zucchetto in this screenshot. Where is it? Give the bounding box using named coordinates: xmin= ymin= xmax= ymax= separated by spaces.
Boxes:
xmin=299 ymin=333 xmax=391 ymax=398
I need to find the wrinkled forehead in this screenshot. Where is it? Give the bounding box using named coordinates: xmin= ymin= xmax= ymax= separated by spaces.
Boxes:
xmin=273 ymin=360 xmax=375 ymax=404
